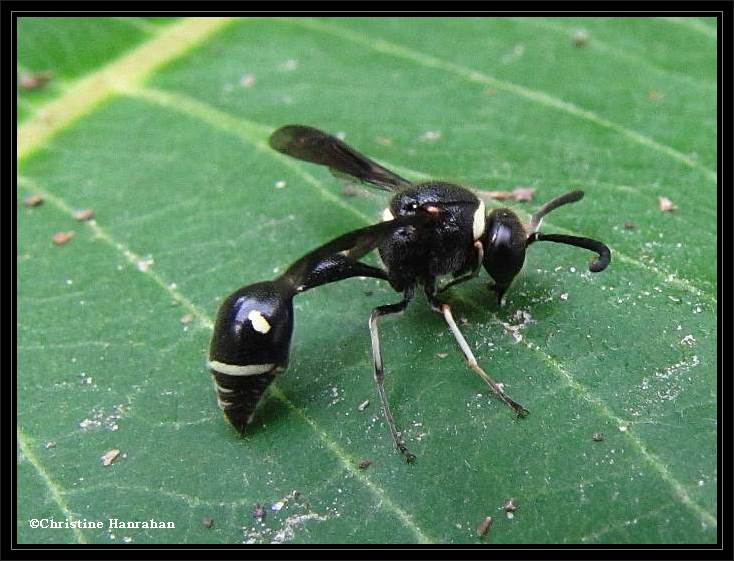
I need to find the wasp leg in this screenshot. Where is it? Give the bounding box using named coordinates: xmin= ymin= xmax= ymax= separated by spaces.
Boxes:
xmin=428 ymin=295 xmax=529 ymax=418
xmin=437 ymin=240 xmax=484 ymax=294
xmin=368 ymin=289 xmax=416 ymax=462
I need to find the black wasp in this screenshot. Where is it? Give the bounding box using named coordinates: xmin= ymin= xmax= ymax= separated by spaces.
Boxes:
xmin=208 ymin=125 xmax=611 ymax=462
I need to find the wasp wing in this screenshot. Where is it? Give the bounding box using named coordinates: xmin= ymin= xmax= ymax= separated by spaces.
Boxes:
xmin=269 ymin=125 xmax=412 ymax=192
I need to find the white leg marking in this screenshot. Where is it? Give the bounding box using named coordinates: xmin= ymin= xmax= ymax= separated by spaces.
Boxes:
xmin=442 ymin=304 xmax=479 ymax=366
xmin=369 ymin=315 xmax=383 ymax=371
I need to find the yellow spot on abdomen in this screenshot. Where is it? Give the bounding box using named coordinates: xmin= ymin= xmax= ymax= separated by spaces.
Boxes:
xmin=248 ymin=310 xmax=271 ymax=334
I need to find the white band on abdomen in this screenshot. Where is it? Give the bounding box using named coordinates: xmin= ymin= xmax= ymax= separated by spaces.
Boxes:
xmin=208 ymin=361 xmax=275 ymax=376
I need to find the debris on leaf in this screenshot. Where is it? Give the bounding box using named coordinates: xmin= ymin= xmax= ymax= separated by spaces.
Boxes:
xmin=419 ymin=130 xmax=441 ymax=142
xmin=136 ymin=256 xmax=155 ymax=272
xmin=358 ymin=459 xmax=373 ymax=470
xmin=23 ymin=194 xmax=44 ymax=207
xmin=274 ymin=180 xmax=287 ymax=189
xmin=73 ymin=208 xmax=95 ymax=221
xmin=357 ymin=400 xmax=370 ymax=411
xmin=436 ymin=352 xmax=448 ymax=358
xmin=476 ymin=516 xmax=493 ymax=537
xmin=101 ymin=449 xmax=121 ymax=466
xmin=202 ymin=516 xmax=214 ymax=528
xmin=253 ymin=504 xmax=267 ymax=522
xmin=271 ymin=501 xmax=286 ymax=512
xmin=511 ymin=187 xmax=536 ymax=202
xmin=52 ymin=231 xmax=75 ymax=245
xmin=592 ymin=432 xmax=605 ymax=442
xmin=572 ymin=29 xmax=589 ymax=47
xmin=658 ymin=196 xmax=678 ymax=212
xmin=648 ymin=90 xmax=665 ymax=101
xmin=240 ymin=73 xmax=256 ymax=88
xmin=179 ymin=314 xmax=194 ymax=325
xmin=502 ymin=498 xmax=518 ymax=512
xmin=279 ymin=59 xmax=299 ymax=71
xmin=19 ymin=70 xmax=53 ymax=90
xmin=624 ymin=221 xmax=636 ymax=230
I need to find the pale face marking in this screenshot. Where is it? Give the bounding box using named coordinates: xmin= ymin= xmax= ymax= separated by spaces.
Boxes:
xmin=473 ymin=200 xmax=486 ymax=241
xmin=208 ymin=361 xmax=275 ymax=376
xmin=381 ymin=207 xmax=395 ymax=222
xmin=248 ymin=309 xmax=271 ymax=334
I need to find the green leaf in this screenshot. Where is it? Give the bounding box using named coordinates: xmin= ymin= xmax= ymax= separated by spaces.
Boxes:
xmin=17 ymin=17 xmax=717 ymax=544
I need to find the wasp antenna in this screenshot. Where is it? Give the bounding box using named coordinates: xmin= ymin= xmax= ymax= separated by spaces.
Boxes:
xmin=526 ymin=232 xmax=611 ymax=272
xmin=530 ymin=190 xmax=585 ymax=232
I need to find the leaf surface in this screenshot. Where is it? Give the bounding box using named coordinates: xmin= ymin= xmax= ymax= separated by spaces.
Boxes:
xmin=17 ymin=16 xmax=717 ymax=544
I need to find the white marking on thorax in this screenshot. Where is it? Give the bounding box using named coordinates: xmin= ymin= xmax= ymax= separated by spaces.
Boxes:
xmin=473 ymin=200 xmax=486 ymax=241
xmin=248 ymin=309 xmax=271 ymax=334
xmin=208 ymin=361 xmax=275 ymax=376
xmin=381 ymin=207 xmax=395 ymax=222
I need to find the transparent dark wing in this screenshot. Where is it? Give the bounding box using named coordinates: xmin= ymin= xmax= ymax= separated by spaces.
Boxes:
xmin=269 ymin=125 xmax=412 ymax=192
xmin=282 ymin=215 xmax=429 ymax=290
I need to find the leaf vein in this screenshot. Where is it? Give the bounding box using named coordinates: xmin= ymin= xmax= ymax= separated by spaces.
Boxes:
xmin=283 ymin=17 xmax=716 ymax=183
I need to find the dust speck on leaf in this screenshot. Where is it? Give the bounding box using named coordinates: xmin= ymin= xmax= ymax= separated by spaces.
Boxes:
xmin=52 ymin=231 xmax=75 ymax=245
xmin=19 ymin=70 xmax=53 ymax=90
xmin=658 ymin=197 xmax=678 ymax=212
xmin=476 ymin=516 xmax=493 ymax=537
xmin=252 ymin=504 xmax=267 ymax=522
xmin=572 ymin=29 xmax=589 ymax=47
xmin=279 ymin=59 xmax=299 ymax=71
xmin=24 ymin=194 xmax=44 ymax=207
xmin=137 ymin=256 xmax=155 ymax=272
xmin=502 ymin=498 xmax=518 ymax=512
xmin=648 ymin=90 xmax=665 ymax=101
xmin=101 ymin=448 xmax=121 ymax=466
xmin=73 ymin=208 xmax=95 ymax=221
xmin=419 ymin=130 xmax=441 ymax=142
xmin=240 ymin=73 xmax=256 ymax=88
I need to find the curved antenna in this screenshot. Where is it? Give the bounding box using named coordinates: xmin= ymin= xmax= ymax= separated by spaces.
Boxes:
xmin=526 ymin=232 xmax=611 ymax=272
xmin=530 ymin=190 xmax=584 ymax=232
xmin=269 ymin=125 xmax=412 ymax=192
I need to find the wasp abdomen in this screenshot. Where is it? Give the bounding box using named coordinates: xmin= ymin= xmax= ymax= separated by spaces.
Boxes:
xmin=208 ymin=280 xmax=295 ymax=433
xmin=209 ymin=366 xmax=279 ymax=433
